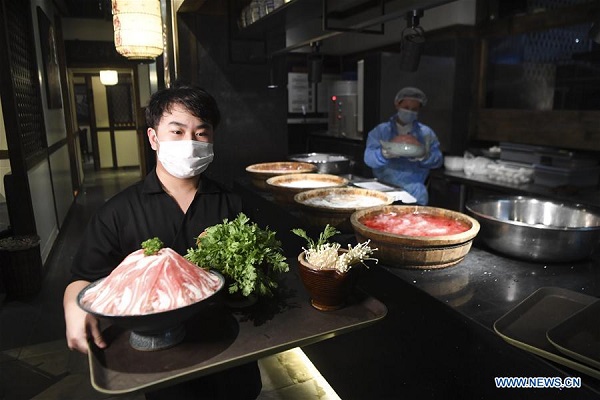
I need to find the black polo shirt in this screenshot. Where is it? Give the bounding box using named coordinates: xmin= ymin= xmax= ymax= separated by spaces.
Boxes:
xmin=70 ymin=170 xmax=262 ymax=398
xmin=70 ymin=170 xmax=243 ymax=282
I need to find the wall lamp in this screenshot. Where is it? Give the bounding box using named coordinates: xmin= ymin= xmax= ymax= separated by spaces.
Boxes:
xmin=399 ymin=9 xmax=425 ymax=72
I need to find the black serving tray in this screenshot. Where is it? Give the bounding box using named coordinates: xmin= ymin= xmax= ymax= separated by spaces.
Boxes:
xmin=494 ymin=287 xmax=600 ymax=380
xmin=87 ymin=270 xmax=387 ymax=394
xmin=547 ymin=299 xmax=600 ymax=371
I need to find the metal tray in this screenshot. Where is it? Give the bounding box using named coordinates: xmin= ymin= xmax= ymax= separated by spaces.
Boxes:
xmin=547 ymin=300 xmax=600 ymax=371
xmin=493 ymin=287 xmax=600 ymax=380
xmin=351 ymin=180 xmax=397 ymax=192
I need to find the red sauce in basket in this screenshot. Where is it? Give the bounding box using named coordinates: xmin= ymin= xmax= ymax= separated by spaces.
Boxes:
xmin=360 ymin=212 xmax=470 ymax=237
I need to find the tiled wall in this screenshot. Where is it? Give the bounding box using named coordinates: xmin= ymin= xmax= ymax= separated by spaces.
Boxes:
xmin=178 ymin=13 xmax=289 ymax=188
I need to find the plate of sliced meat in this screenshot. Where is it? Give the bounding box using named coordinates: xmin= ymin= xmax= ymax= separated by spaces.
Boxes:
xmin=78 ymin=242 xmax=225 ymax=351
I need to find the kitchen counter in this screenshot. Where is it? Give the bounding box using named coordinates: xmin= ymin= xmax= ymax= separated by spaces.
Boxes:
xmin=235 ymin=177 xmax=600 ymax=399
xmin=304 ymin=248 xmax=600 ymax=400
xmin=430 ymin=169 xmax=600 ymax=212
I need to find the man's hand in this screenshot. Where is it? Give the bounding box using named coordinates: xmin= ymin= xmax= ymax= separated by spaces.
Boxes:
xmin=64 ymin=280 xmax=107 ymax=354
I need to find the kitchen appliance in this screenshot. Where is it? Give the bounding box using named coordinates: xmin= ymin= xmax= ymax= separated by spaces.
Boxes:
xmin=327 ymin=81 xmax=360 ymax=140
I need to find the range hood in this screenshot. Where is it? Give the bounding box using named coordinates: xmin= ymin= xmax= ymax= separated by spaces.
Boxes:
xmin=278 ymin=0 xmax=476 ymax=56
xmin=178 ymin=0 xmax=476 ymax=56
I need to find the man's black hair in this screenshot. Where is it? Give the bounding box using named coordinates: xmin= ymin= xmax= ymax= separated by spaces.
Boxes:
xmin=145 ymin=82 xmax=221 ymax=130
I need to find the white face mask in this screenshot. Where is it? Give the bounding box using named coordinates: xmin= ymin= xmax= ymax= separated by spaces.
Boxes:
xmin=155 ymin=134 xmax=214 ymax=179
xmin=397 ymin=108 xmax=418 ymax=125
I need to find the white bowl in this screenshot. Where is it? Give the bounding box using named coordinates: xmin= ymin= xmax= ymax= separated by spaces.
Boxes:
xmin=444 ymin=156 xmax=464 ymax=171
xmin=380 ymin=140 xmax=425 ymax=158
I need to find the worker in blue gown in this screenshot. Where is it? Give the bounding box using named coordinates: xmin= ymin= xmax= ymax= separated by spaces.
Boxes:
xmin=364 ymin=87 xmax=443 ymax=205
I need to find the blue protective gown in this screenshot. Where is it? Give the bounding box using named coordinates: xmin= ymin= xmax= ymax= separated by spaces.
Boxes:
xmin=364 ymin=115 xmax=443 ymax=205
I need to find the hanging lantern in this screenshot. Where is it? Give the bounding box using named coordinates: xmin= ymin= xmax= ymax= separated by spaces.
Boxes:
xmin=99 ymin=70 xmax=119 ymax=86
xmin=111 ymin=0 xmax=163 ymax=61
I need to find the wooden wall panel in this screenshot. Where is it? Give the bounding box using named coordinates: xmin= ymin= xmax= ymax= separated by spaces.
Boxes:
xmin=474 ymin=109 xmax=600 ymax=151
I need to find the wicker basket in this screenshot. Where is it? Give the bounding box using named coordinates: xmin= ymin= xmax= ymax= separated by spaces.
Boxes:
xmin=0 ymin=235 xmax=43 ymax=298
xmin=350 ymin=206 xmax=480 ymax=269
xmin=294 ymin=187 xmax=394 ymax=232
xmin=266 ymin=174 xmax=348 ymax=205
xmin=246 ymin=162 xmax=317 ymax=190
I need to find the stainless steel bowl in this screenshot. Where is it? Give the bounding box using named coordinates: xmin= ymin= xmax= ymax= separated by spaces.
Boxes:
xmin=289 ymin=153 xmax=353 ymax=175
xmin=466 ymin=196 xmax=600 ymax=262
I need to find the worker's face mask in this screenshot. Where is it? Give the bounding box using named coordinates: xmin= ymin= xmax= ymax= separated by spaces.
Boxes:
xmin=154 ymin=133 xmax=214 ymax=178
xmin=397 ymin=108 xmax=418 ymax=125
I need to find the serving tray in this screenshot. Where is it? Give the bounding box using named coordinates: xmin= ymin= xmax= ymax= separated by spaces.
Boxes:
xmin=87 ymin=271 xmax=387 ymax=394
xmin=547 ymin=299 xmax=600 ymax=371
xmin=493 ymin=287 xmax=600 ymax=380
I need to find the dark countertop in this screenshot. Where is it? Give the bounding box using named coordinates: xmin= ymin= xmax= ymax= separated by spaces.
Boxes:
xmin=388 ymin=246 xmax=600 ymax=329
xmin=304 ymin=250 xmax=600 ymax=400
xmin=432 ymin=169 xmax=600 ymax=211
xmin=235 ymin=177 xmax=600 ymax=399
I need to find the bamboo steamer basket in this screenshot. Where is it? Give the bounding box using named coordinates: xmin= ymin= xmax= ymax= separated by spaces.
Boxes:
xmin=246 ymin=162 xmax=317 ymax=190
xmin=294 ymin=187 xmax=394 ymax=232
xmin=350 ymin=205 xmax=480 ymax=269
xmin=266 ymin=174 xmax=348 ymax=206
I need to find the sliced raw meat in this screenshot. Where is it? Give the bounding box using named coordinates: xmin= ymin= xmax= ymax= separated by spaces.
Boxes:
xmin=81 ymin=248 xmax=220 ymax=315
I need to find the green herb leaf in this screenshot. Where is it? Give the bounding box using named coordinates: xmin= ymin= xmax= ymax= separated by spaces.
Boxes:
xmin=141 ymin=237 xmax=163 ymax=256
xmin=292 ymin=224 xmax=339 ymax=250
xmin=185 ymin=213 xmax=288 ymax=297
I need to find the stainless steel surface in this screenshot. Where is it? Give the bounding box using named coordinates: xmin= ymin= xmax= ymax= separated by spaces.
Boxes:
xmin=466 ymin=196 xmax=600 ymax=262
xmin=328 ymin=81 xmax=360 ymax=140
xmin=289 ymin=152 xmax=352 ymax=175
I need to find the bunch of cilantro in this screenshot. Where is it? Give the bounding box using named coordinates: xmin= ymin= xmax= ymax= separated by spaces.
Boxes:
xmin=185 ymin=213 xmax=289 ymax=298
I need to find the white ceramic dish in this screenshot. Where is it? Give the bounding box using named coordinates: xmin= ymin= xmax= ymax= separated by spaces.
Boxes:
xmin=380 ymin=140 xmax=425 ymax=158
xmin=444 ymin=156 xmax=464 ymax=171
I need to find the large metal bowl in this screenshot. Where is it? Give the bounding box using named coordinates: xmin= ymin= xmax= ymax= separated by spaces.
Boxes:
xmin=289 ymin=153 xmax=352 ymax=175
xmin=466 ymin=196 xmax=600 ymax=262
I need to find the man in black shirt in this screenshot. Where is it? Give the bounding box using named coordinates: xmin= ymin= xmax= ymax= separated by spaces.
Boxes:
xmin=63 ymin=84 xmax=262 ymax=399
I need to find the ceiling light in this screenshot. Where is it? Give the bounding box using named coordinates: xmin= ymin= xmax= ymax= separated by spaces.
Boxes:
xmin=111 ymin=0 xmax=164 ymax=61
xmin=399 ymin=10 xmax=425 ymax=72
xmin=100 ymin=70 xmax=119 ymax=86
